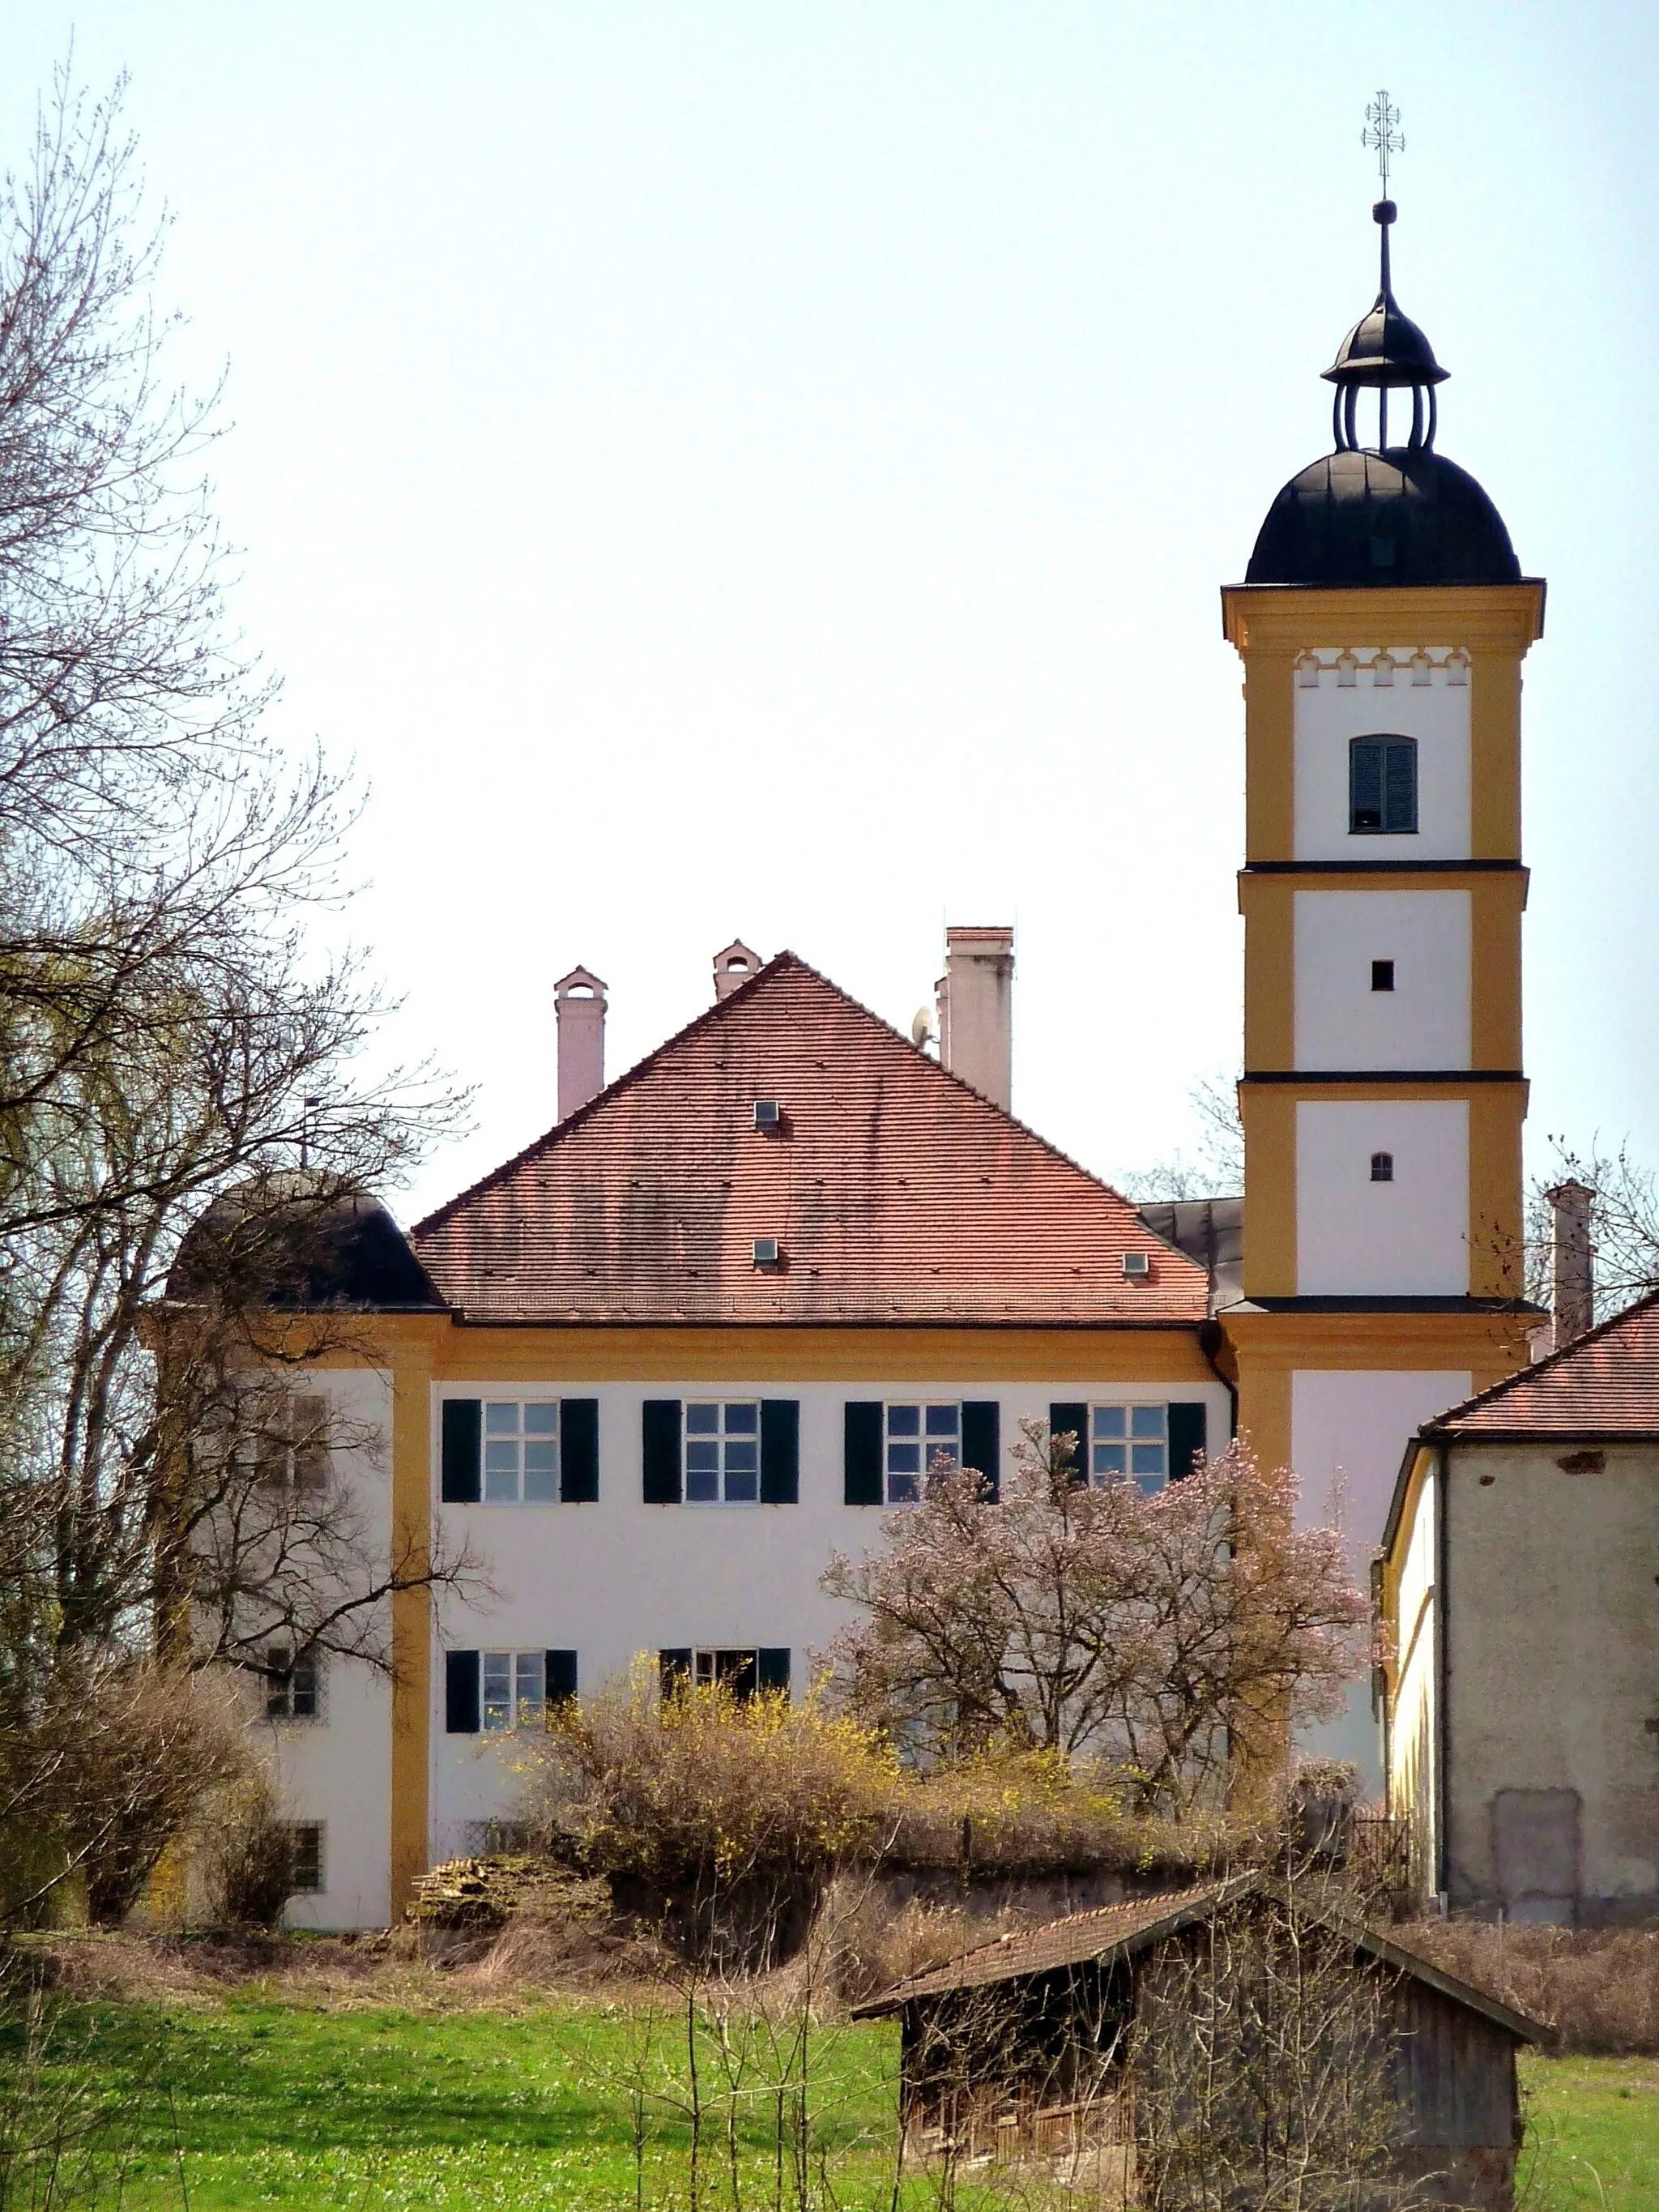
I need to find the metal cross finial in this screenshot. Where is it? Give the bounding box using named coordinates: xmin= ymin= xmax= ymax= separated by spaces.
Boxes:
xmin=1363 ymin=91 xmax=1404 ymax=196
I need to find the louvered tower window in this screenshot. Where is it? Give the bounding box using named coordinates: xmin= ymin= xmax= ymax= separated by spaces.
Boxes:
xmin=1349 ymin=735 xmax=1418 ymax=835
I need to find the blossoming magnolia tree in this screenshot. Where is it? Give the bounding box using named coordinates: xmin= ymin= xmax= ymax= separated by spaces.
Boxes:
xmin=821 ymin=1422 xmax=1369 ymax=1814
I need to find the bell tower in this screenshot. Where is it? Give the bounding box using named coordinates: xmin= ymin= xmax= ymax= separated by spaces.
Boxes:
xmin=1217 ymin=135 xmax=1545 ymax=1779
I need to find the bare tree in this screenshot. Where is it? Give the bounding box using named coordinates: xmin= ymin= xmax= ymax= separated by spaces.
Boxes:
xmin=1523 ymin=1134 xmax=1659 ymax=1322
xmin=0 ymin=63 xmax=467 ymax=1917
xmin=822 ymin=1423 xmax=1369 ymax=1813
xmin=1132 ymin=1879 xmax=1428 ymax=2212
xmin=1118 ymin=1074 xmax=1245 ymax=1203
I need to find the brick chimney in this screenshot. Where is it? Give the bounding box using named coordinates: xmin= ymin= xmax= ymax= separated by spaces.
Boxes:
xmin=936 ymin=925 xmax=1014 ymax=1111
xmin=555 ymin=967 xmax=607 ymax=1120
xmin=714 ymin=941 xmax=762 ymax=1001
xmin=1546 ymin=1179 xmax=1595 ymax=1347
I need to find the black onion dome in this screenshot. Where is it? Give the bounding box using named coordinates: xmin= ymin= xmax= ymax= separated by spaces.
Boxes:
xmin=169 ymin=1172 xmax=446 ymax=1309
xmin=1323 ymin=294 xmax=1446 ymax=389
xmin=1246 ymin=447 xmax=1520 ymax=588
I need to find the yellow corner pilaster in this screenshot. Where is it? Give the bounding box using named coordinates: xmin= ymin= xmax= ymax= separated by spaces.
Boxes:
xmin=389 ymin=1331 xmax=437 ymax=1924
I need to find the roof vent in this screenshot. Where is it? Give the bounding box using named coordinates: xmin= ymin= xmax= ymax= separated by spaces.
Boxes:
xmin=1121 ymin=1251 xmax=1151 ymax=1280
xmin=752 ymin=1237 xmax=780 ymax=1269
xmin=753 ymin=1099 xmax=782 ymax=1131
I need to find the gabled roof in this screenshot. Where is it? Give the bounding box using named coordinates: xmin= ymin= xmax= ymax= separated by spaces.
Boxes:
xmin=1423 ymin=1288 xmax=1659 ymax=1441
xmin=410 ymin=954 xmax=1208 ymax=1326
xmin=851 ymin=1873 xmax=1543 ymax=2044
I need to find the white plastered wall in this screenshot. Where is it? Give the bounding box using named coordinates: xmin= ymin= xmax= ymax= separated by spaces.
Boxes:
xmin=1293 ymin=650 xmax=1470 ymax=862
xmin=427 ymin=1376 xmax=1233 ymax=1862
xmin=1444 ymin=1444 xmax=1659 ymax=1916
xmin=1294 ymin=890 xmax=1471 ymax=1071
xmin=254 ymin=1367 xmax=395 ymax=1932
xmin=1290 ymin=1374 xmax=1468 ymax=1795
xmin=1296 ymin=1100 xmax=1469 ymax=1296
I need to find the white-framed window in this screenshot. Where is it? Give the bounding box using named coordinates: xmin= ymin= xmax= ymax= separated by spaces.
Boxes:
xmin=684 ymin=1401 xmax=761 ymax=1504
xmin=693 ymin=1647 xmax=759 ymax=1695
xmin=481 ymin=1650 xmax=546 ymax=1732
xmin=254 ymin=1393 xmax=330 ymax=1491
xmin=288 ymin=1821 xmax=325 ymax=1894
xmin=885 ymin=1403 xmax=961 ymax=1503
xmin=1091 ymin=1404 xmax=1169 ymax=1495
xmin=266 ymin=1645 xmax=321 ymax=1723
xmin=483 ymin=1401 xmax=561 ymax=1502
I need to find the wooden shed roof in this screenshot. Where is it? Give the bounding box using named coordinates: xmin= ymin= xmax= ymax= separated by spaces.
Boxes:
xmin=851 ymin=1874 xmax=1544 ymax=2045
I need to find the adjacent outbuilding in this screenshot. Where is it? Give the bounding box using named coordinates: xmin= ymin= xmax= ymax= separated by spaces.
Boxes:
xmin=854 ymin=1875 xmax=1541 ymax=2211
xmin=1380 ymin=1292 xmax=1659 ymax=1925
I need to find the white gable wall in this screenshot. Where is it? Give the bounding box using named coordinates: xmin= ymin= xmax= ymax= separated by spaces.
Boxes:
xmin=426 ymin=1374 xmax=1233 ymax=1863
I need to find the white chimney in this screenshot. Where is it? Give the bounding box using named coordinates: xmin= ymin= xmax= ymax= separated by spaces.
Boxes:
xmin=555 ymin=966 xmax=607 ymax=1120
xmin=1546 ymin=1179 xmax=1595 ymax=1347
xmin=936 ymin=925 xmax=1014 ymax=1111
xmin=713 ymin=940 xmax=762 ymax=1001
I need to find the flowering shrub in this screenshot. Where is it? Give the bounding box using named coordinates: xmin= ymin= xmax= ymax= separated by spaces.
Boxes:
xmin=518 ymin=1659 xmax=896 ymax=1911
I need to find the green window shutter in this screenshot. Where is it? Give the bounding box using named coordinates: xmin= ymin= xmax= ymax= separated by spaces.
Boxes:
xmin=843 ymin=1402 xmax=884 ymax=1505
xmin=1168 ymin=1402 xmax=1209 ymax=1480
xmin=1049 ymin=1403 xmax=1090 ymax=1488
xmin=757 ymin=1648 xmax=791 ymax=1698
xmin=659 ymin=1648 xmax=693 ymax=1698
xmin=759 ymin=1399 xmax=800 ymax=1505
xmin=544 ymin=1650 xmax=578 ymax=1708
xmin=1350 ymin=736 xmax=1384 ymax=831
xmin=1384 ymin=737 xmax=1418 ymax=832
xmin=440 ymin=1399 xmax=481 ymax=1503
xmin=560 ymin=1399 xmax=599 ymax=1502
xmin=642 ymin=1400 xmax=683 ymax=1504
xmin=445 ymin=1650 xmax=480 ymax=1734
xmin=962 ymin=1402 xmax=1001 ymax=1501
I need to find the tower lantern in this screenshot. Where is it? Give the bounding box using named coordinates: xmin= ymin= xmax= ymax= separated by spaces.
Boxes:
xmin=1216 ymin=106 xmax=1546 ymax=1784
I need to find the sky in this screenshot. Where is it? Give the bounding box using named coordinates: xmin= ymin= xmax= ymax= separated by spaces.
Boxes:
xmin=6 ymin=2 xmax=1657 ymax=1221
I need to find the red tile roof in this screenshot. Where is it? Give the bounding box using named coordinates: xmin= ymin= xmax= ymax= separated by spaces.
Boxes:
xmin=410 ymin=954 xmax=1209 ymax=1326
xmin=1427 ymin=1290 xmax=1659 ymax=1439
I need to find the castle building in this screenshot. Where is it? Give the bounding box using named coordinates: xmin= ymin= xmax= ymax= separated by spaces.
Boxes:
xmin=217 ymin=194 xmax=1546 ymax=1928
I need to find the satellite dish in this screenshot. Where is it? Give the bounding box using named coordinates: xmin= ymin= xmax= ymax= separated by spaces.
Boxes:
xmin=911 ymin=1007 xmax=935 ymax=1048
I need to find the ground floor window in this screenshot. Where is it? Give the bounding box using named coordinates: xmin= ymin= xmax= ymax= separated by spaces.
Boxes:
xmin=482 ymin=1650 xmax=546 ymax=1731
xmin=693 ymin=1647 xmax=758 ymax=1695
xmin=1091 ymin=1404 xmax=1169 ymax=1493
xmin=288 ymin=1822 xmax=325 ymax=1894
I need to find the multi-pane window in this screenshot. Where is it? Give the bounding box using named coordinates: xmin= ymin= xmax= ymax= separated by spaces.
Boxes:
xmin=255 ymin=1394 xmax=330 ymax=1491
xmin=266 ymin=1646 xmax=319 ymax=1722
xmin=1371 ymin=1151 xmax=1395 ymax=1183
xmin=693 ymin=1648 xmax=758 ymax=1695
xmin=481 ymin=1650 xmax=546 ymax=1732
xmin=885 ymin=1403 xmax=961 ymax=1503
xmin=1349 ymin=735 xmax=1418 ymax=835
xmin=288 ymin=1822 xmax=325 ymax=1894
xmin=483 ymin=1402 xmax=561 ymax=1502
xmin=684 ymin=1402 xmax=760 ymax=1503
xmin=1091 ymin=1404 xmax=1170 ymax=1495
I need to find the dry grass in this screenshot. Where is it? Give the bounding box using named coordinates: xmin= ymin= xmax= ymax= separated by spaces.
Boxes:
xmin=816 ymin=1872 xmax=1038 ymax=2008
xmin=1402 ymin=1919 xmax=1659 ymax=2055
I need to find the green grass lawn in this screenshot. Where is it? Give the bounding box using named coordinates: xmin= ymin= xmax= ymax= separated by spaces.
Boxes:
xmin=19 ymin=1992 xmax=911 ymax=2210
xmin=1521 ymin=2053 xmax=1659 ymax=2211
xmin=10 ymin=1992 xmax=1659 ymax=2209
